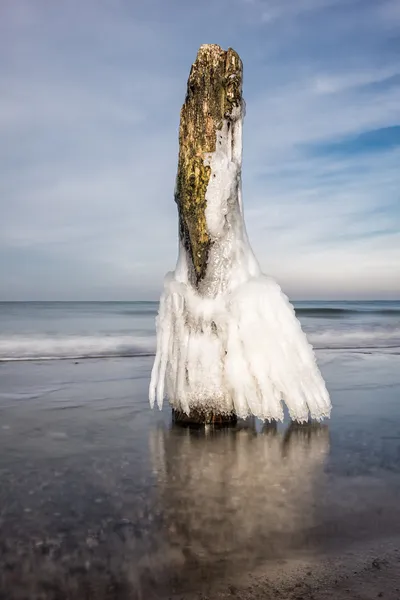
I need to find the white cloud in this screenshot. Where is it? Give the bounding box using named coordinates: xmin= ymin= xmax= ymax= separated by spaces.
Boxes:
xmin=245 ymin=78 xmax=400 ymax=165
xmin=312 ymin=66 xmax=400 ymax=95
xmin=240 ymin=0 xmax=351 ymax=24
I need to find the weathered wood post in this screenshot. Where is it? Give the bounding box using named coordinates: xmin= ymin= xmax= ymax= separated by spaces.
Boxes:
xmin=176 ymin=44 xmax=243 ymax=287
xmin=171 ymin=44 xmax=243 ymax=425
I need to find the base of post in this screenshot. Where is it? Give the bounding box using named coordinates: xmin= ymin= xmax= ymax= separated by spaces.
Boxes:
xmin=172 ymin=408 xmax=237 ymax=426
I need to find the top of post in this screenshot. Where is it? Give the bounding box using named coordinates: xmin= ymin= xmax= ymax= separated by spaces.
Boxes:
xmin=176 ymin=44 xmax=244 ymax=284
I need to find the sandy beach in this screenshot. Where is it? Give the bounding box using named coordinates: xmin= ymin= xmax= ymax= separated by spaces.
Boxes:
xmin=1 ymin=349 xmax=400 ymax=599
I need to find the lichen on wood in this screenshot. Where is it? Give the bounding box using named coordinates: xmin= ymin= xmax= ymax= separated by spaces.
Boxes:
xmin=175 ymin=44 xmax=243 ymax=284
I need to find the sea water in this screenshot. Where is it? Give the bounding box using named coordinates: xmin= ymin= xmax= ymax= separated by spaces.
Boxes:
xmin=0 ymin=300 xmax=399 ymax=362
xmin=1 ymin=301 xmax=400 ymax=598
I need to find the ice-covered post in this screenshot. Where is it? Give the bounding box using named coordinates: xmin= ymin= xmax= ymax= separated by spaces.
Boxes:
xmin=171 ymin=45 xmax=242 ymax=424
xmin=149 ymin=45 xmax=331 ymax=426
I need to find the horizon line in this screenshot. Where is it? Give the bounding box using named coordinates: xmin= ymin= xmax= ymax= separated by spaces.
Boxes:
xmin=0 ymin=299 xmax=399 ymax=303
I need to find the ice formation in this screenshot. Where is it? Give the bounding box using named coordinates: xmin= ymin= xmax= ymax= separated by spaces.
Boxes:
xmin=149 ymin=51 xmax=331 ymax=423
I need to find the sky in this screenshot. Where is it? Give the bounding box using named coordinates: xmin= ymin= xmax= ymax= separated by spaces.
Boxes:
xmin=1 ymin=0 xmax=399 ymax=300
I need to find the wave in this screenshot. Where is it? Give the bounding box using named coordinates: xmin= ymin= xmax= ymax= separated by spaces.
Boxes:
xmin=295 ymin=307 xmax=400 ymax=317
xmin=0 ymin=335 xmax=156 ymax=362
xmin=1 ymin=326 xmax=400 ymax=362
xmin=308 ymin=327 xmax=400 ymax=351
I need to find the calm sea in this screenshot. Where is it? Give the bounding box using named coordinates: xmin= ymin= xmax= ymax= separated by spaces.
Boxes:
xmin=0 ymin=300 xmax=399 ymax=361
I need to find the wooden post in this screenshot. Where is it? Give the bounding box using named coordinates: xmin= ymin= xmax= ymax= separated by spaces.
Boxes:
xmin=169 ymin=45 xmax=243 ymax=426
xmin=168 ymin=44 xmax=243 ymax=425
xmin=176 ymin=44 xmax=243 ymax=286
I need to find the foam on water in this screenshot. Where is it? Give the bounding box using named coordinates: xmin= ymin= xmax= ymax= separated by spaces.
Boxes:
xmin=0 ymin=334 xmax=155 ymax=362
xmin=309 ymin=327 xmax=400 ymax=350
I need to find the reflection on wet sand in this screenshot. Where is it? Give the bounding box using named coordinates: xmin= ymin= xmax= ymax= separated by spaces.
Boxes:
xmin=150 ymin=421 xmax=330 ymax=586
xmin=0 ymin=418 xmax=329 ymax=599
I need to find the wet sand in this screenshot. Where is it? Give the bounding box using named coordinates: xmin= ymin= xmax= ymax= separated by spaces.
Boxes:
xmin=0 ymin=352 xmax=400 ymax=599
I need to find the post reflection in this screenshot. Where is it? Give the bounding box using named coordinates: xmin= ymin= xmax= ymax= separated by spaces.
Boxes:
xmin=149 ymin=420 xmax=330 ymax=584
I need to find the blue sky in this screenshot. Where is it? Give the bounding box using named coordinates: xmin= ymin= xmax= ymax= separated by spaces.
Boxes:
xmin=1 ymin=0 xmax=399 ymax=300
